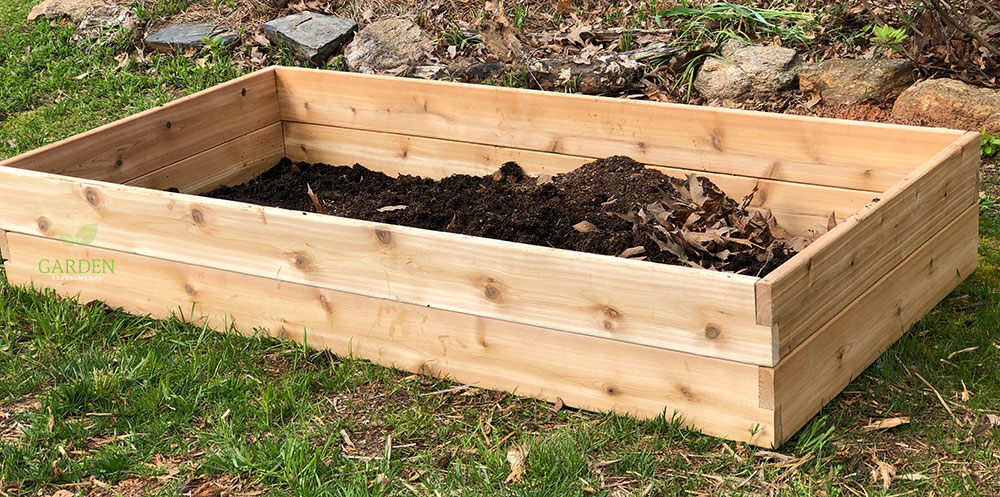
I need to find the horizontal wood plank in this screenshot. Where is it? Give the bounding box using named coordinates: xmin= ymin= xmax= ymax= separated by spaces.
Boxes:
xmin=3 ymin=233 xmax=777 ymax=445
xmin=126 ymin=122 xmax=285 ymax=194
xmin=0 ymin=69 xmax=280 ymax=184
xmin=768 ymin=204 xmax=978 ymax=444
xmin=0 ymin=166 xmax=775 ymax=365
xmin=275 ymin=67 xmax=963 ymax=192
xmin=284 ymin=122 xmax=877 ymax=235
xmin=758 ymin=132 xmax=980 ymax=358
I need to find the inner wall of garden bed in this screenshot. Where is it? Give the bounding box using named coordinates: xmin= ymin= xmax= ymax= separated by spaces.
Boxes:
xmin=0 ymin=67 xmax=980 ymax=447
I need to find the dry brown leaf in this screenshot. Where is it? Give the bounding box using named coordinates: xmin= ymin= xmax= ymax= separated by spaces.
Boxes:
xmin=573 ymin=220 xmax=597 ymax=232
xmin=862 ymin=417 xmax=910 ymax=431
xmin=505 ymin=445 xmax=527 ymax=483
xmin=556 ymin=0 xmax=575 ymax=15
xmin=619 ymin=246 xmax=646 ymax=258
xmin=688 ymin=174 xmax=707 ymax=208
xmin=552 ymin=397 xmax=564 ymax=412
xmin=987 ymin=413 xmax=1000 ymax=426
xmin=306 ymin=184 xmax=328 ymax=215
xmin=827 ymin=211 xmax=837 ymax=231
xmin=871 ymin=456 xmax=896 ymax=490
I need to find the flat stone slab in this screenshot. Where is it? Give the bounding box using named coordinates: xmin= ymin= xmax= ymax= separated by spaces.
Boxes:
xmin=263 ymin=12 xmax=357 ymax=64
xmin=144 ymin=23 xmax=239 ymax=53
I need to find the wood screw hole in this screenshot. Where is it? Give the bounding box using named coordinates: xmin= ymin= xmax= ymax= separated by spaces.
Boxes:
xmin=704 ymin=325 xmax=720 ymax=339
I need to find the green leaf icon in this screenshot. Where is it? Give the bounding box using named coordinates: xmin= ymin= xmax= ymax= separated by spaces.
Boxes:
xmin=58 ymin=234 xmax=77 ymax=246
xmin=75 ymin=224 xmax=98 ymax=245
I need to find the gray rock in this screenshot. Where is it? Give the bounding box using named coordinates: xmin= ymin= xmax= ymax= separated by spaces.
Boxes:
xmin=694 ymin=40 xmax=801 ymax=101
xmin=892 ymin=78 xmax=1000 ymax=133
xmin=144 ymin=23 xmax=240 ymax=53
xmin=799 ymin=59 xmax=914 ymax=105
xmin=263 ymin=12 xmax=357 ymax=65
xmin=345 ymin=19 xmax=432 ymax=74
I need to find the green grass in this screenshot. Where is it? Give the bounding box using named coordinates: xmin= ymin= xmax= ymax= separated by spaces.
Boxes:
xmin=2 ymin=0 xmax=1000 ymax=494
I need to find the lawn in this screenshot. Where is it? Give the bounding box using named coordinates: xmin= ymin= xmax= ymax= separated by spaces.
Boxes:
xmin=1 ymin=0 xmax=999 ymax=495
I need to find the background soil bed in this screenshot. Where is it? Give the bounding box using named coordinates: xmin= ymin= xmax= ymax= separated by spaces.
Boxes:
xmin=203 ymin=155 xmax=800 ymax=275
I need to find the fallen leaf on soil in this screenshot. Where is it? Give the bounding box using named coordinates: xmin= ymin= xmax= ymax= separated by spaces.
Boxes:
xmin=987 ymin=414 xmax=1000 ymax=426
xmin=552 ymin=396 xmax=564 ymax=412
xmin=573 ymin=220 xmax=597 ymax=232
xmin=536 ymin=174 xmax=553 ymax=185
xmin=376 ymin=205 xmax=408 ymax=212
xmin=556 ymin=0 xmax=575 ymax=15
xmin=863 ymin=417 xmax=910 ymax=431
xmin=306 ymin=184 xmax=328 ymax=215
xmin=618 ymin=246 xmax=645 ymax=258
xmin=827 ymin=211 xmax=837 ymax=231
xmin=871 ymin=456 xmax=896 ymax=490
xmin=505 ymin=445 xmax=527 ymax=483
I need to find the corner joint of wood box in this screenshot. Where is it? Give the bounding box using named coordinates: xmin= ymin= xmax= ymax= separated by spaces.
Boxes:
xmin=0 ymin=230 xmax=10 ymax=262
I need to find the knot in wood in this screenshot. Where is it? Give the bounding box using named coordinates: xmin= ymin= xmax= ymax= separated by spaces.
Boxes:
xmin=294 ymin=253 xmax=312 ymax=270
xmin=484 ymin=283 xmax=502 ymax=301
xmin=165 ymin=121 xmax=172 ymax=129
xmin=241 ymin=87 xmax=247 ymax=96
xmin=184 ymin=284 xmax=195 ymax=295
xmin=36 ymin=216 xmax=51 ymax=233
xmin=84 ymin=187 xmax=100 ymax=207
xmin=114 ymin=159 xmax=123 ymax=168
xmin=191 ymin=208 xmax=205 ymax=224
xmin=605 ymin=385 xmax=619 ymax=396
xmin=704 ymin=325 xmax=720 ymax=340
xmin=680 ymin=386 xmax=693 ymax=399
xmin=319 ymin=294 xmax=329 ymax=309
xmin=375 ymin=227 xmax=392 ymax=245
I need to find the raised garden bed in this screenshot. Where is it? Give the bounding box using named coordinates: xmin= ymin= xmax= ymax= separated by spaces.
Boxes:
xmin=0 ymin=67 xmax=979 ymax=447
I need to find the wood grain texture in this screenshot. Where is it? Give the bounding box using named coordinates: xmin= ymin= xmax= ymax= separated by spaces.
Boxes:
xmin=0 ymin=166 xmax=774 ymax=365
xmin=758 ymin=132 xmax=980 ymax=358
xmin=284 ymin=122 xmax=877 ymax=235
xmin=3 ymin=233 xmax=777 ymax=446
xmin=275 ymin=67 xmax=963 ymax=192
xmin=0 ymin=69 xmax=280 ymax=184
xmin=767 ymin=204 xmax=978 ymax=444
xmin=126 ymin=122 xmax=285 ymax=194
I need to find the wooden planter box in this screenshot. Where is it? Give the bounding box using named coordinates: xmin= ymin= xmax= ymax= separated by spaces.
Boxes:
xmin=0 ymin=67 xmax=979 ymax=446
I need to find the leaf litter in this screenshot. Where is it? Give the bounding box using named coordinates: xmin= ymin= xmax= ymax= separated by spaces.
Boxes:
xmin=204 ymin=156 xmax=830 ymax=276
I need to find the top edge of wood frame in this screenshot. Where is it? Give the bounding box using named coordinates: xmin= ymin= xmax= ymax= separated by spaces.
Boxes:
xmin=273 ymin=66 xmax=966 ymax=138
xmin=759 ymin=130 xmax=980 ymax=288
xmin=0 ymin=67 xmax=279 ymax=170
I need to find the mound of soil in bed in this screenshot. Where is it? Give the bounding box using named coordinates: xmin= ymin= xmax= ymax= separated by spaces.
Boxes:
xmin=204 ymin=156 xmax=802 ymax=275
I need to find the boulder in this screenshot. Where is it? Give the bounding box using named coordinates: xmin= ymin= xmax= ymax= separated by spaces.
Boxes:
xmin=892 ymin=78 xmax=1000 ymax=133
xmin=799 ymin=59 xmax=914 ymax=105
xmin=144 ymin=23 xmax=240 ymax=53
xmin=263 ymin=12 xmax=357 ymax=65
xmin=344 ymin=19 xmax=432 ymax=74
xmin=28 ymin=0 xmax=132 ymax=35
xmin=694 ymin=40 xmax=801 ymax=101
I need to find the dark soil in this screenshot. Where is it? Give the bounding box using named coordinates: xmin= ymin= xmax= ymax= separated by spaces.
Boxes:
xmin=203 ymin=156 xmax=799 ymax=275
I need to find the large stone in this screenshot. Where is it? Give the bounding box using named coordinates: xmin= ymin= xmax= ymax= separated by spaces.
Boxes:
xmin=263 ymin=12 xmax=357 ymax=65
xmin=345 ymin=19 xmax=432 ymax=74
xmin=799 ymin=59 xmax=914 ymax=105
xmin=694 ymin=40 xmax=801 ymax=101
xmin=28 ymin=0 xmax=132 ymax=35
xmin=144 ymin=23 xmax=240 ymax=53
xmin=892 ymin=78 xmax=1000 ymax=132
